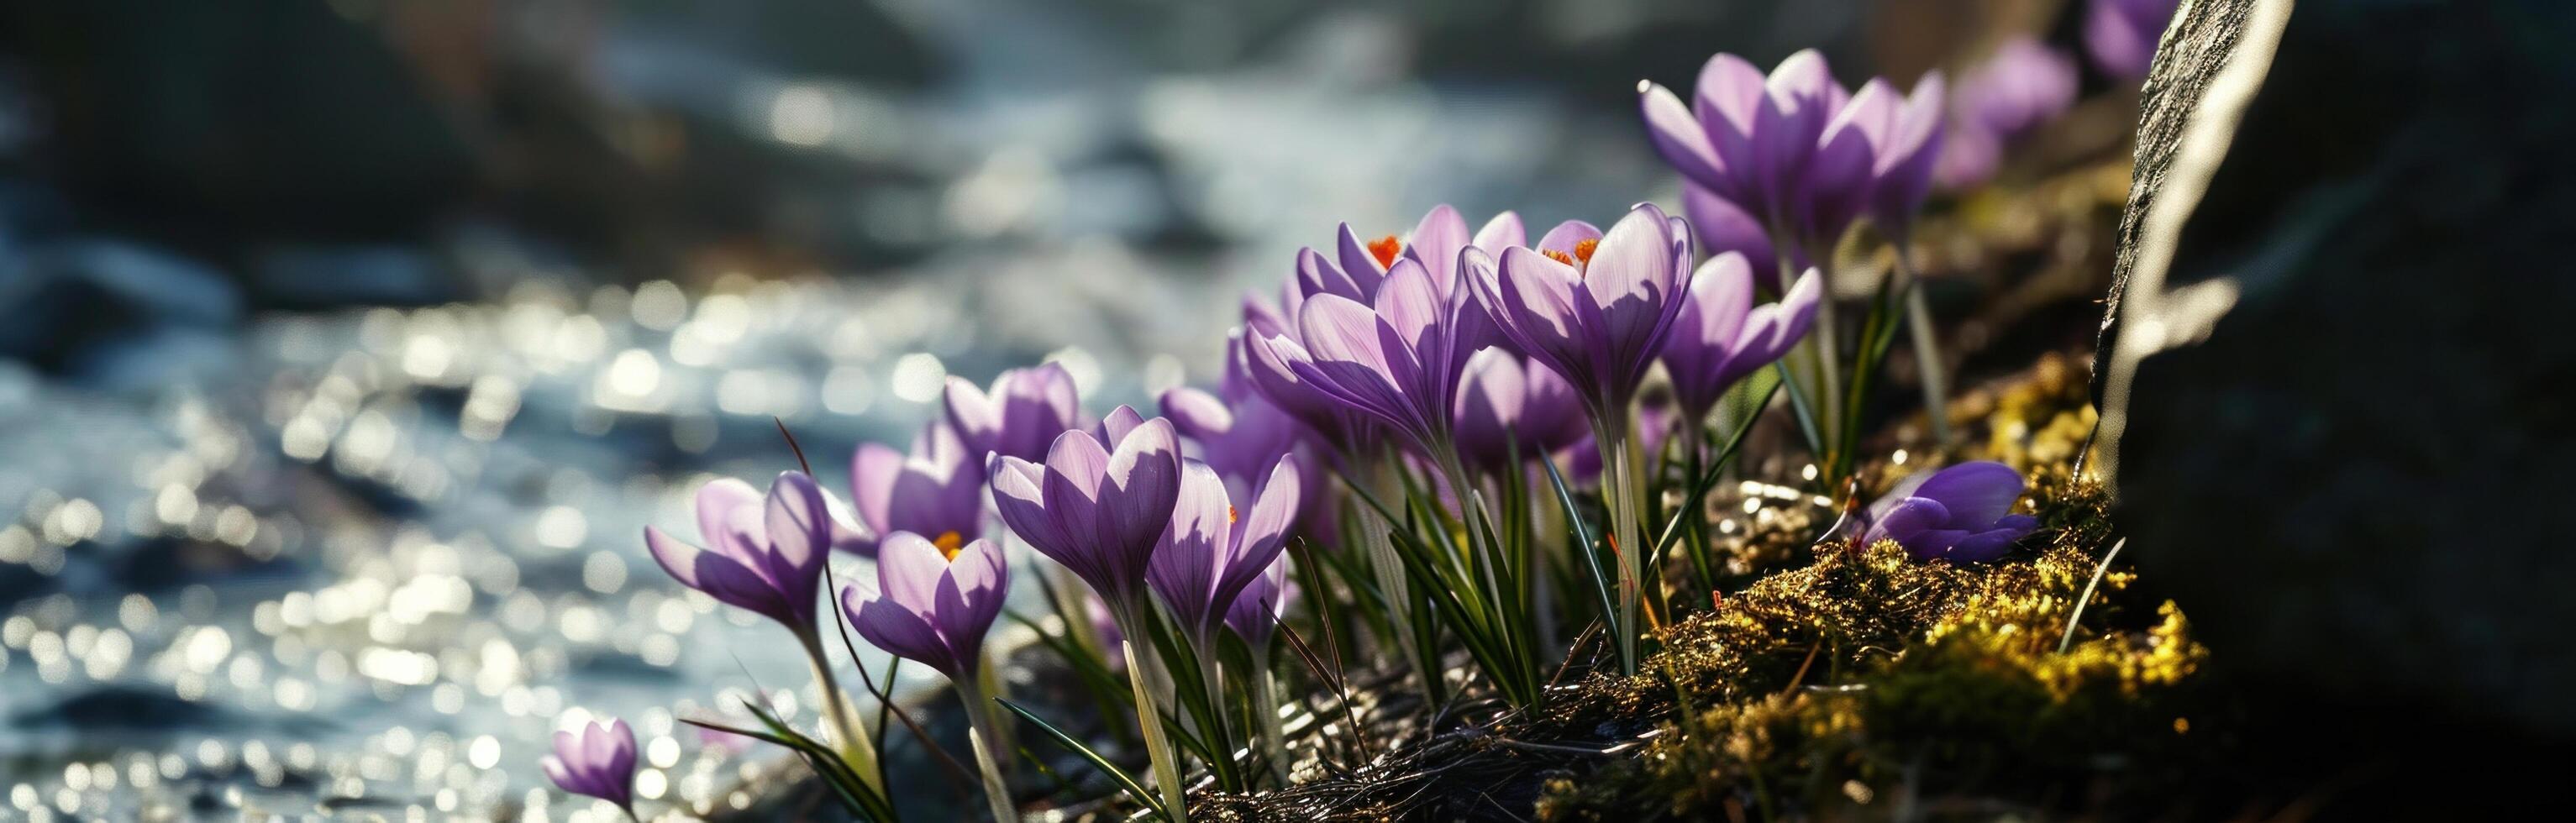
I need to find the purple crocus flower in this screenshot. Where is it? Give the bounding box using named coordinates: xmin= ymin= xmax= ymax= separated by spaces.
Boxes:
xmin=1937 ymin=38 xmax=2078 ymax=191
xmin=1249 ymin=205 xmax=1526 ymax=455
xmin=1660 ymin=254 xmax=1822 ymax=428
xmin=1452 ymin=349 xmax=1585 ymax=475
xmin=1466 ymin=202 xmax=1696 ymax=422
xmin=838 ymin=421 xmax=986 ymax=558
xmin=1639 ymin=49 xmax=1865 ymax=239
xmin=987 ymin=408 xmax=1184 ymax=608
xmin=1145 ymin=458 xmax=1301 ymax=642
xmin=1858 ymin=460 xmax=2042 ymax=562
xmin=840 ymin=532 xmax=1008 ymax=679
xmin=944 ymin=363 xmax=1082 ymax=464
xmin=1844 ymin=74 xmax=1948 ymax=238
xmin=645 ymin=472 xmax=832 ymax=629
xmin=1962 ymin=37 xmax=2078 ymax=143
xmin=543 ymin=717 xmax=637 ymax=814
xmin=2087 ymin=0 xmax=2180 ymax=82
xmin=1224 ymin=556 xmax=1297 ymax=653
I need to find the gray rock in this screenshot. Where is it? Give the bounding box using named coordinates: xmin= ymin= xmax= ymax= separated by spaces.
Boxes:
xmin=2097 ymin=0 xmax=2576 ymax=742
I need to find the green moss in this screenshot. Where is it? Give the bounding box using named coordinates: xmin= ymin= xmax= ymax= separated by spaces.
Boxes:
xmin=1536 ymin=410 xmax=2215 ymax=821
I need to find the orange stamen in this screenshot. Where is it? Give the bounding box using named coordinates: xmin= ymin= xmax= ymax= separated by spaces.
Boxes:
xmin=1227 ymin=505 xmax=1238 ymax=525
xmin=933 ymin=531 xmax=964 ymax=561
xmin=1541 ymin=249 xmax=1575 ymax=266
xmin=1366 ymin=235 xmax=1402 ymax=270
xmin=1572 ymin=238 xmax=1599 ymax=265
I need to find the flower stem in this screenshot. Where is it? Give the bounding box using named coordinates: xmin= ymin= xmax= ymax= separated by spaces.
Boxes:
xmin=1112 ymin=603 xmax=1188 ymax=821
xmin=1892 ymin=235 xmax=1952 ymax=445
xmin=796 ymin=629 xmax=883 ymax=794
xmin=1588 ymin=412 xmax=1645 ymax=675
xmin=1345 ymin=457 xmax=1427 ymax=691
xmin=959 ymin=684 xmax=1020 ymax=823
xmin=1248 ymin=657 xmax=1291 ymax=785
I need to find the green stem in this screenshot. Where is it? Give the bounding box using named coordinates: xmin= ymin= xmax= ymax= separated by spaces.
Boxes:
xmin=1247 ymin=657 xmax=1290 ymax=785
xmin=1588 ymin=411 xmax=1645 ymax=675
xmin=1112 ymin=603 xmax=1188 ymax=821
xmin=960 ymin=684 xmax=1020 ymax=823
xmin=796 ymin=630 xmax=883 ymax=794
xmin=1893 ymin=236 xmax=1952 ymax=446
xmin=1346 ymin=457 xmax=1426 ymax=689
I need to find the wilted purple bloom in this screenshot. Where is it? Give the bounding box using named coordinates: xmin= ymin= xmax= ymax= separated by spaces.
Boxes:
xmin=1858 ymin=460 xmax=2042 ymax=562
xmin=1146 ymin=459 xmax=1300 ymax=641
xmin=1224 ymin=556 xmax=1297 ymax=653
xmin=838 ymin=422 xmax=986 ymax=558
xmin=645 ymin=473 xmax=832 ymax=629
xmin=2087 ymin=0 xmax=2180 ymax=81
xmin=841 ymin=532 xmax=1008 ymax=679
xmin=944 ymin=363 xmax=1082 ymax=464
xmin=1452 ymin=349 xmax=1585 ymax=475
xmin=1661 ymin=255 xmax=1822 ymax=427
xmin=1467 ymin=202 xmax=1696 ymax=420
xmin=988 ymin=409 xmax=1184 ymax=607
xmin=543 ymin=717 xmax=637 ymax=813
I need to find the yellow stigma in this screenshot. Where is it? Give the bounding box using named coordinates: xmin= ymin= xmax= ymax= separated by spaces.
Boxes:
xmin=933 ymin=531 xmax=964 ymax=561
xmin=1227 ymin=505 xmax=1238 ymax=525
xmin=1366 ymin=234 xmax=1402 ymax=269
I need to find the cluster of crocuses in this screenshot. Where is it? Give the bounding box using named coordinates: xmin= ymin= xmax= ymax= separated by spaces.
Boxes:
xmin=538 ymin=34 xmax=2116 ymax=822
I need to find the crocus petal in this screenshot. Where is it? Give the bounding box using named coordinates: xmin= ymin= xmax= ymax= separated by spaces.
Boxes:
xmin=693 ymin=478 xmax=762 ymax=560
xmin=1335 ymin=223 xmax=1390 ymax=293
xmin=1160 ymin=386 xmax=1235 ymax=443
xmin=874 ymin=531 xmax=949 ymax=613
xmin=848 ymin=443 xmax=903 ymax=537
xmin=1907 ymin=460 xmax=2025 ymax=528
xmin=1099 ymin=405 xmax=1146 ymax=446
xmin=1474 ymin=211 xmax=1527 ymax=253
xmin=1222 ymin=459 xmax=1301 ymax=605
xmin=1864 ymin=496 xmax=1950 ymax=548
xmin=938 ymin=538 xmax=1010 ymax=666
xmin=1148 ymin=461 xmax=1233 ymax=631
xmin=644 ymin=527 xmax=707 ymax=590
xmin=761 ymin=472 xmax=829 ymax=584
xmin=1641 ymin=81 xmax=1728 ymax=193
xmin=848 ymin=590 xmax=958 ymax=674
xmin=1584 ymin=206 xmax=1685 ymax=375
xmin=1404 ymin=204 xmax=1471 ymax=286
xmin=1296 ymin=248 xmax=1367 ymax=302
xmin=1293 ymin=293 xmax=1417 ymax=432
xmin=1096 ymin=418 xmax=1184 ymax=587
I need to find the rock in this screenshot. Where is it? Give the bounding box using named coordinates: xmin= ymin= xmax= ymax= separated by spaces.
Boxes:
xmin=2095 ymin=0 xmax=2576 ymax=782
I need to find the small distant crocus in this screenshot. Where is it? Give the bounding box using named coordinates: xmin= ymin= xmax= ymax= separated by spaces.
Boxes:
xmin=543 ymin=717 xmax=638 ymax=816
xmin=987 ymin=407 xmax=1183 ymax=612
xmin=838 ymin=422 xmax=986 ymax=558
xmin=1451 ymin=349 xmax=1585 ymax=476
xmin=944 ymin=363 xmax=1082 ymax=464
xmin=1660 ymin=255 xmax=1822 ymax=440
xmin=1844 ymin=74 xmax=1948 ymax=239
xmin=644 ymin=473 xmax=832 ymax=630
xmin=2086 ymin=0 xmax=2181 ymax=82
xmin=1858 ymin=460 xmax=2042 ymax=562
xmin=841 ymin=532 xmax=1008 ymax=679
xmin=1962 ymin=37 xmax=2079 ymax=142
